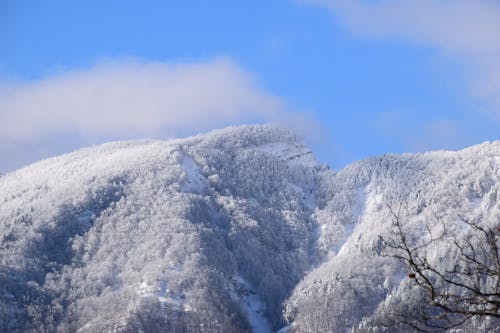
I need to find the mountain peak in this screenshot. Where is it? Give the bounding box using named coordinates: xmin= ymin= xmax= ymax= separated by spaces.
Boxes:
xmin=0 ymin=126 xmax=498 ymax=332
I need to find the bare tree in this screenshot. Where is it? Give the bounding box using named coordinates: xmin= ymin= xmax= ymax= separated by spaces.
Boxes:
xmin=379 ymin=206 xmax=500 ymax=332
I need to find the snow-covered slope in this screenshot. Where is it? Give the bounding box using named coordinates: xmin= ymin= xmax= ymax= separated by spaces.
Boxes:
xmin=0 ymin=125 xmax=323 ymax=332
xmin=0 ymin=125 xmax=499 ymax=332
xmin=285 ymin=144 xmax=500 ymax=332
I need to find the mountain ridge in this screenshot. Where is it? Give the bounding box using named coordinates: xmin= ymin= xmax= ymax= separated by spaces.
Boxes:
xmin=0 ymin=125 xmax=499 ymax=332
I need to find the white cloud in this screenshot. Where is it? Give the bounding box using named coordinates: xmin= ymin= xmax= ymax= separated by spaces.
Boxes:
xmin=0 ymin=58 xmax=284 ymax=142
xmin=0 ymin=58 xmax=300 ymax=171
xmin=304 ymin=0 xmax=500 ymax=116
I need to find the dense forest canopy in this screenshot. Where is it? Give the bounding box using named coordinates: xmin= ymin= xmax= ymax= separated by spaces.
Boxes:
xmin=0 ymin=125 xmax=499 ymax=332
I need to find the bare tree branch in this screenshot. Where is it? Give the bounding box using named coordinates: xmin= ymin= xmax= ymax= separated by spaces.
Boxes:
xmin=379 ymin=207 xmax=500 ymax=331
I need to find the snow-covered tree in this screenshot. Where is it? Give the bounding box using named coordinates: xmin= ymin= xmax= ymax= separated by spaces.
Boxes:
xmin=379 ymin=207 xmax=500 ymax=332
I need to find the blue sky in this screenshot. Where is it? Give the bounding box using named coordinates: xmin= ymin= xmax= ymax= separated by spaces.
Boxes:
xmin=1 ymin=0 xmax=500 ymax=172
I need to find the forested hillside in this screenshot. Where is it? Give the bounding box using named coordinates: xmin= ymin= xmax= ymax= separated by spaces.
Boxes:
xmin=0 ymin=125 xmax=498 ymax=332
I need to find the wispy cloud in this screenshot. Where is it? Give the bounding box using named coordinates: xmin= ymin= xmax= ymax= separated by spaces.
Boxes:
xmin=0 ymin=58 xmax=284 ymax=142
xmin=304 ymin=0 xmax=500 ymax=117
xmin=0 ymin=58 xmax=300 ymax=171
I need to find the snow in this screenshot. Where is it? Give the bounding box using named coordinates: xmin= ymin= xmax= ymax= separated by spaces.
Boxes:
xmin=180 ymin=155 xmax=207 ymax=193
xmin=284 ymin=140 xmax=500 ymax=332
xmin=233 ymin=275 xmax=272 ymax=333
xmin=137 ymin=280 xmax=184 ymax=310
xmin=257 ymin=142 xmax=319 ymax=168
xmin=276 ymin=324 xmax=292 ymax=333
xmin=332 ymin=185 xmax=367 ymax=256
xmin=0 ymin=125 xmax=499 ymax=332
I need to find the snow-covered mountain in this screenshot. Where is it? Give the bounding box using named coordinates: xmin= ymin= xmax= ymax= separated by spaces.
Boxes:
xmin=0 ymin=125 xmax=499 ymax=332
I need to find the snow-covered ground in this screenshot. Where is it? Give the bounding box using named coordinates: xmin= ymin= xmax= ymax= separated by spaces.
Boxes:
xmin=233 ymin=275 xmax=272 ymax=333
xmin=0 ymin=125 xmax=499 ymax=332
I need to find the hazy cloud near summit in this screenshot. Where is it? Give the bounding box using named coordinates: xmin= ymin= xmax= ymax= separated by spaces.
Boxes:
xmin=305 ymin=0 xmax=500 ymax=117
xmin=0 ymin=58 xmax=284 ymax=142
xmin=0 ymin=58 xmax=301 ymax=171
